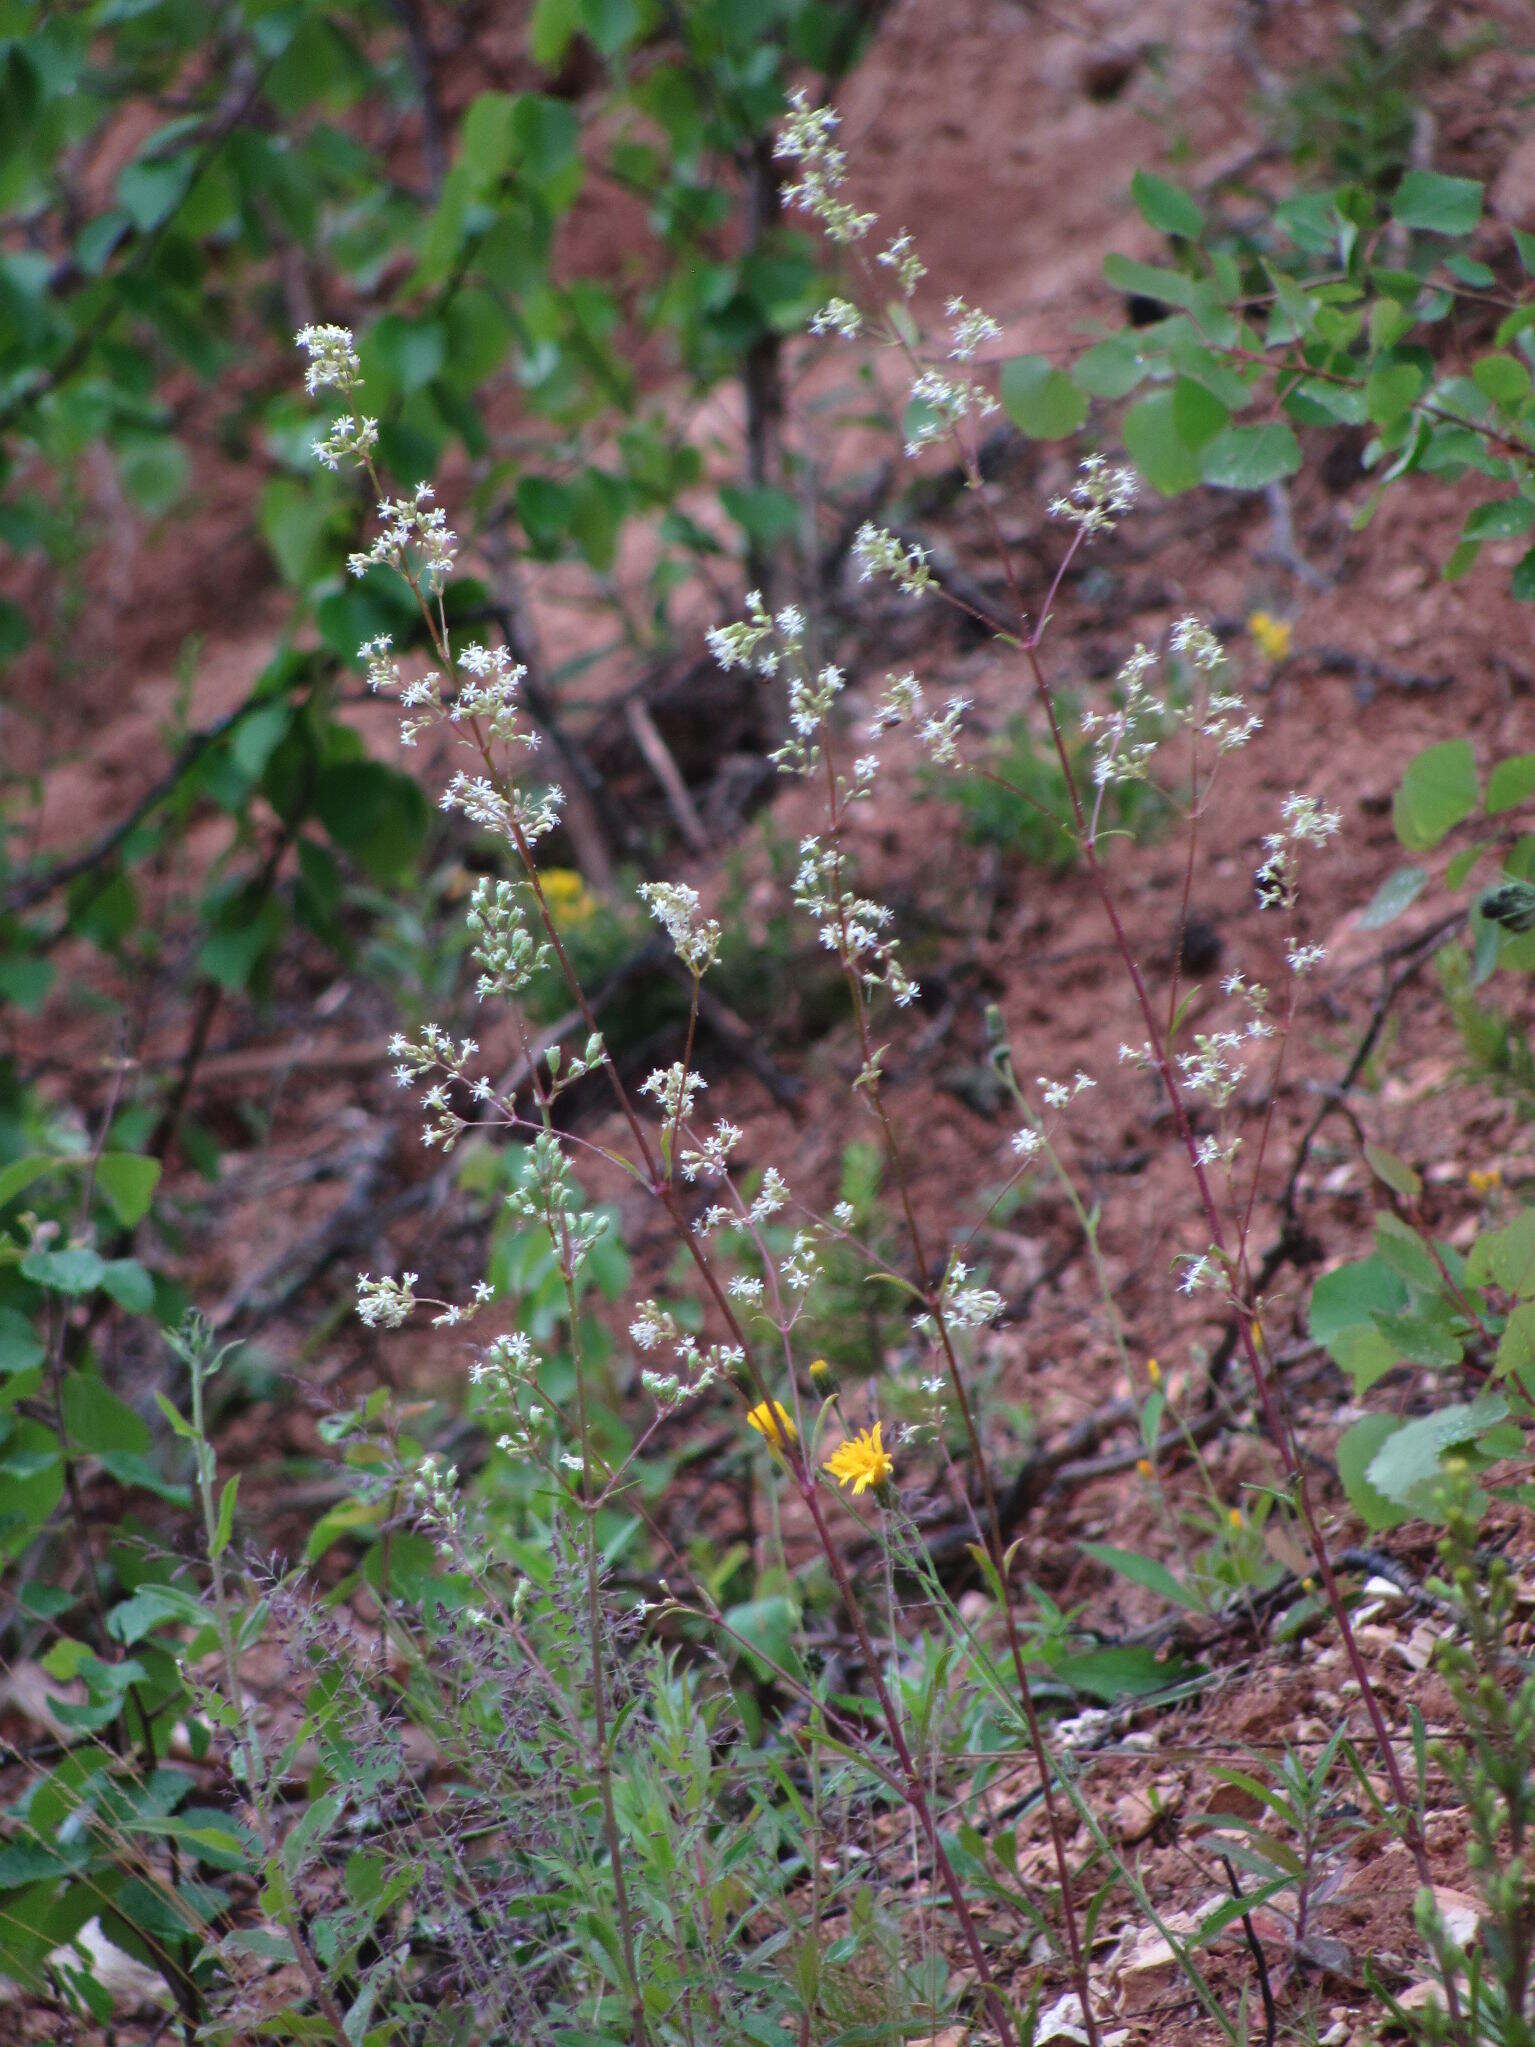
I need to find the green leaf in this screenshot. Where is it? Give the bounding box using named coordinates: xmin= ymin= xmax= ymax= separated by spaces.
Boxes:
xmin=1198 ymin=422 xmax=1301 ymax=491
xmin=1122 ymin=379 xmax=1226 ymax=495
xmin=1496 ymin=1301 xmax=1535 ymax=1384
xmin=62 ymin=1371 xmax=151 ymax=1456
xmin=0 ymin=1154 xmax=57 ymax=1210
xmin=1487 ymin=754 xmax=1535 ymax=815
xmin=998 ymin=354 xmax=1087 ymax=439
xmin=1080 ymin=1541 xmax=1205 ymax=1613
xmin=1073 ymin=333 xmax=1147 ymax=399
xmin=529 ymin=0 xmax=580 ymax=67
xmin=1337 ymin=1414 xmax=1412 ymax=1530
xmin=1516 ymin=548 xmax=1535 ymax=603
xmin=1463 ymin=498 xmax=1535 ymax=543
xmin=1366 ymin=1394 xmax=1507 ymax=1510
xmin=1365 ymin=359 xmax=1427 ymax=423
xmin=1392 ymin=169 xmax=1483 ymax=236
xmin=0 ymin=1307 xmax=44 ymax=1377
xmin=100 ymin=1259 xmax=154 ymax=1314
xmin=1131 ymin=168 xmax=1204 ymax=240
xmin=458 ymin=91 xmax=516 ymax=191
xmin=1364 ymin=1144 xmax=1422 ymax=1203
xmin=1472 ymin=353 xmax=1532 ymax=410
xmin=314 ymin=761 xmax=429 ymax=885
xmin=212 ymin=1475 xmax=238 ymax=1559
xmin=1310 ymin=1254 xmax=1407 ymax=1345
xmin=1102 ymin=251 xmax=1211 ymax=313
xmin=1393 ymin=738 xmax=1478 ymax=851
xmin=1359 ymin=864 xmax=1428 ymax=930
xmin=108 ymin=1583 xmax=208 ymax=1644
xmin=117 ymin=437 xmax=190 ymax=519
xmin=717 ymin=483 xmax=799 ymax=547
xmin=20 ymin=1246 xmax=105 ymax=1296
xmin=721 ymin=1593 xmax=802 ymax=1682
xmin=1050 ymin=1642 xmax=1185 ymax=1702
xmin=95 ymin=1153 xmax=161 ymax=1229
xmin=510 ymin=91 xmax=579 ymax=186
xmin=1467 ymin=1208 xmax=1535 ymax=1297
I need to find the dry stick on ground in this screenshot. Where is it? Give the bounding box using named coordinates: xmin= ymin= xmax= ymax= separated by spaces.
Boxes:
xmin=624 ymin=697 xmax=712 ymax=852
xmin=3 ymin=692 xmax=294 ymax=914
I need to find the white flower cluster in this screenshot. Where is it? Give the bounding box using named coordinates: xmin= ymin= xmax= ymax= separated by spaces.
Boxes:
xmin=945 ymin=295 xmax=1001 ymax=361
xmin=314 ymin=413 xmax=378 ymax=472
xmin=914 ymin=1259 xmax=1005 ymax=1343
xmin=1081 ymin=619 xmax=1257 ymax=797
xmin=348 ymin=482 xmax=458 ymax=595
xmin=811 ymin=295 xmax=862 ymax=339
xmin=680 ymin=1118 xmax=742 ymax=1183
xmin=507 ymin=1133 xmax=609 ymax=1279
xmin=359 ymin=634 xmax=438 ymax=748
xmin=410 ymin=1451 xmax=462 ymax=1560
xmin=356 ymin=1270 xmax=418 ymax=1329
xmin=705 ymin=587 xmax=781 ymax=675
xmin=470 ymin=1331 xmax=550 ymax=1460
xmin=638 ymin=880 xmax=721 ymax=975
xmin=1080 ymin=644 xmax=1164 ymax=790
xmin=706 ymin=592 xmax=846 ymax=778
xmin=878 ymin=228 xmax=926 ymax=297
xmin=640 ymin=1061 xmax=707 ymax=1125
xmin=774 ymin=92 xmax=875 ymax=245
xmin=905 ymin=368 xmax=998 ymax=457
xmin=864 ymin=671 xmax=970 ymax=769
xmin=440 ymin=769 xmax=563 ymax=850
xmin=296 ymin=327 xmax=377 ymax=470
xmin=853 ymin=524 xmax=934 ymax=600
xmin=629 ymin=1299 xmax=739 ymax=1410
xmin=795 ymin=836 xmax=918 ymax=1009
xmin=1170 ymin=617 xmax=1261 ymax=756
xmin=454 ymin=643 xmax=535 ymax=749
xmin=387 ymin=1024 xmax=494 ymax=1150
xmin=1176 ymin=1020 xmax=1272 ymax=1108
xmin=1039 ymin=1069 xmax=1095 ymax=1111
xmin=1256 ymin=792 xmax=1341 ymax=976
xmin=466 ymin=878 xmax=553 ymax=1000
xmin=296 ymin=323 xmax=361 ymax=396
xmin=1049 ymin=453 xmax=1137 ymax=537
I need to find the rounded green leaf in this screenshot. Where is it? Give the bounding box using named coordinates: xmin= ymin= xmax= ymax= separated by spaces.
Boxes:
xmin=1130 ymin=168 xmax=1204 ymax=241
xmin=1392 ymin=737 xmax=1479 ymax=851
xmin=1391 ymin=169 xmax=1482 ymax=236
xmin=1198 ymin=422 xmax=1301 ymax=491
xmin=998 ymin=354 xmax=1087 ymax=440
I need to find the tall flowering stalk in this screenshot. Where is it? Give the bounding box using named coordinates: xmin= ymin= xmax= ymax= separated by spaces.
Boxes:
xmin=775 ymin=92 xmax=1429 ymax=1890
xmin=297 ymin=327 xmax=1027 ymax=2043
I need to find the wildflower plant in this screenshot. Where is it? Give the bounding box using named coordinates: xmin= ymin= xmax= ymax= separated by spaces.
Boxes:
xmin=26 ymin=81 xmax=1526 ymax=2047
xmin=286 ymin=89 xmax=1454 ymax=2029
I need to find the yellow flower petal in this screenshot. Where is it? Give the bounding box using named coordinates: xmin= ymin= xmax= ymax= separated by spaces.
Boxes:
xmin=746 ymin=1399 xmax=796 ymax=1450
xmin=824 ymin=1422 xmax=894 ymax=1497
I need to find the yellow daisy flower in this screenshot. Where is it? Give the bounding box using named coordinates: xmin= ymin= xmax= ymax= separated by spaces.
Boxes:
xmin=1469 ymin=1165 xmax=1503 ymax=1196
xmin=824 ymin=1422 xmax=894 ymax=1497
xmin=1247 ymin=610 xmax=1292 ymax=663
xmin=538 ymin=867 xmax=597 ymax=923
xmin=745 ymin=1400 xmax=797 ymax=1452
